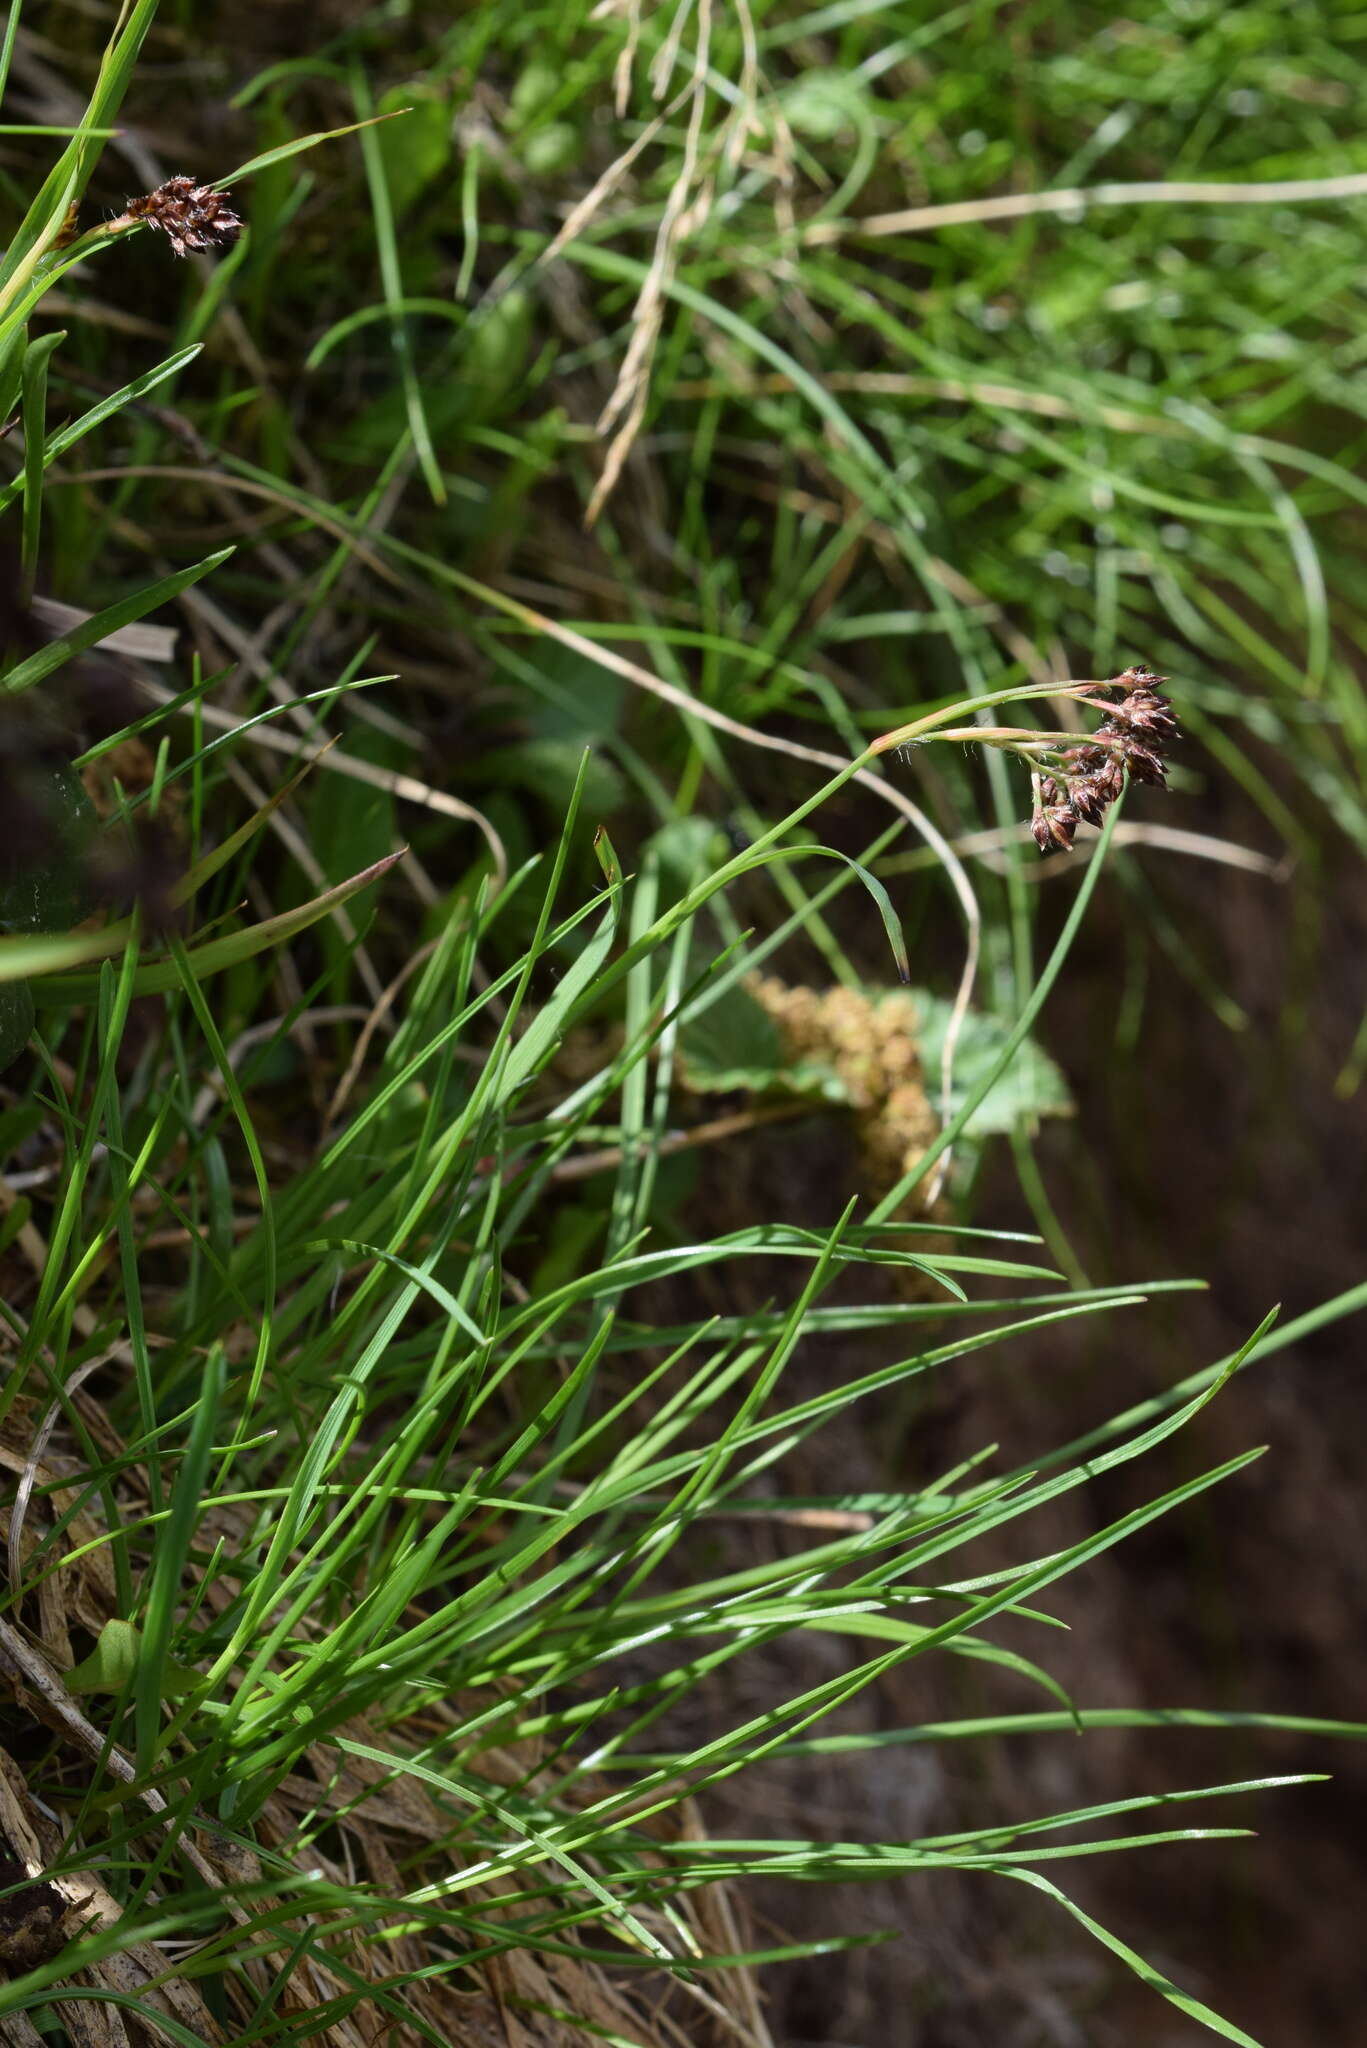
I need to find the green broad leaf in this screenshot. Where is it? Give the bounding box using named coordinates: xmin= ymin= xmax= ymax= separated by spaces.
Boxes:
xmin=782 ymin=76 xmax=869 ymax=142
xmin=913 ymin=990 xmax=1073 ymax=1138
xmin=522 ymin=123 xmax=581 ymax=178
xmin=678 ymin=980 xmax=785 ymax=1094
xmin=676 ymin=979 xmax=878 ymax=1103
xmin=677 ymin=980 xmax=1071 ymax=1125
xmin=509 ymin=60 xmax=561 ymax=123
xmin=458 ymin=287 xmax=533 ymax=407
xmin=528 ymin=644 xmax=626 ymax=747
xmin=307 ymin=722 xmax=402 ymax=938
xmin=645 ymin=816 xmax=726 ymax=893
xmin=65 ymin=1617 xmax=141 ymax=1694
xmin=481 ymin=737 xmax=624 ymax=819
xmin=65 ymin=1617 xmax=196 ymax=1698
xmin=375 ymin=85 xmax=451 ymax=215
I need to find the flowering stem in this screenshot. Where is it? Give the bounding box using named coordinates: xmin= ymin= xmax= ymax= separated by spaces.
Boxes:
xmin=868 ymin=796 xmax=1125 ymax=1219
xmin=869 ymin=680 xmax=1106 ymax=755
xmin=871 ymin=663 xmax=1177 ymax=860
xmin=923 ymin=725 xmax=1095 ymax=749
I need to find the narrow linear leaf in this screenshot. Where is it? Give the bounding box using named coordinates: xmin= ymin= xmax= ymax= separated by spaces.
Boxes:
xmin=0 ymin=342 xmax=202 ymax=517
xmin=19 ymin=329 xmax=62 ymax=590
xmin=14 ymin=849 xmax=406 ymax=997
xmin=222 ymin=111 xmax=407 ymax=186
xmin=996 ymin=1865 xmax=1266 ymax=2046
xmin=2 ymin=547 xmax=233 ymax=695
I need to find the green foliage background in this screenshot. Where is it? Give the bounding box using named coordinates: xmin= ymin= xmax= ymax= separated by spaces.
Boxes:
xmin=1 ymin=3 xmax=1365 ymax=2044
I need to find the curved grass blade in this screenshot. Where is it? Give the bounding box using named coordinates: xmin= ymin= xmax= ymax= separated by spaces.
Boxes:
xmin=2 ymin=547 xmax=232 ymax=696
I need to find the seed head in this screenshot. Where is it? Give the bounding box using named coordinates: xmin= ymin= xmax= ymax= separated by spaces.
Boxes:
xmin=1101 ymin=672 xmax=1179 ymax=743
xmin=1107 ymin=730 xmax=1168 ymax=785
xmin=1062 ymin=759 xmax=1112 ymax=826
xmin=1025 ymin=662 xmax=1180 ymax=856
xmin=1031 ymin=800 xmax=1079 ymax=857
xmin=122 ymin=176 xmax=242 ymax=259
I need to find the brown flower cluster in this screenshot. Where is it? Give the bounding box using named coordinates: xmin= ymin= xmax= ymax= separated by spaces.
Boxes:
xmin=749 ymin=977 xmax=938 ymax=1202
xmin=122 ymin=176 xmax=242 ymax=259
xmin=1030 ymin=663 xmax=1179 ymax=857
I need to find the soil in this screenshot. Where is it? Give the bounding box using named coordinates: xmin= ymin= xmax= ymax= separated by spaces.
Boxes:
xmin=677 ymin=751 xmax=1367 ymax=2046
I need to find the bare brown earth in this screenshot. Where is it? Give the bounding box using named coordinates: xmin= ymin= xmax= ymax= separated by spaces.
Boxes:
xmin=681 ymin=752 xmax=1367 ymax=2046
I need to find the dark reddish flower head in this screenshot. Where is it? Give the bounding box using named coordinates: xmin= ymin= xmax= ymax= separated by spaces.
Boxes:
xmin=1032 ymin=801 xmax=1079 ymax=857
xmin=1026 ymin=661 xmax=1180 ymax=856
xmin=123 ymin=176 xmax=242 ymax=259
